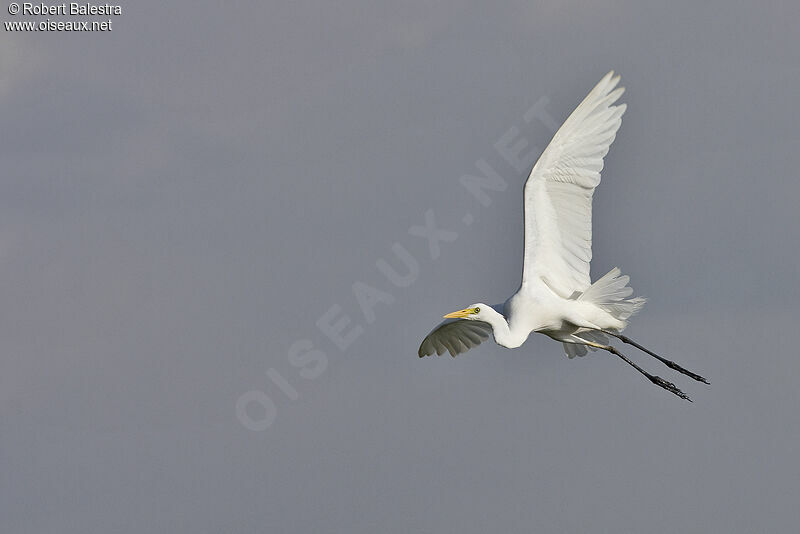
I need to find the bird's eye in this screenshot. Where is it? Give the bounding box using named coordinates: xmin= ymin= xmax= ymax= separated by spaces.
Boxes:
xmin=474 ymin=307 xmax=480 ymax=313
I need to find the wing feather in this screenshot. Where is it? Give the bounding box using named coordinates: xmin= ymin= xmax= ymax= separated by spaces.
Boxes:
xmin=418 ymin=319 xmax=493 ymax=358
xmin=521 ymin=71 xmax=626 ymax=297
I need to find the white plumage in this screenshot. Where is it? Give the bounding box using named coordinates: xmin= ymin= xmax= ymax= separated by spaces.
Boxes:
xmin=522 ymin=71 xmax=625 ymax=296
xmin=418 ymin=71 xmax=709 ymax=401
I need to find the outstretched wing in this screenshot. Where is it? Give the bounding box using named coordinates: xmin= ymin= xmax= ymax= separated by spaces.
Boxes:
xmin=418 ymin=319 xmax=493 ymax=357
xmin=522 ymin=71 xmax=626 ymax=298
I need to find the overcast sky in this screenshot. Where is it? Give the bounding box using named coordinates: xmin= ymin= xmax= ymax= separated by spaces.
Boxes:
xmin=2 ymin=1 xmax=800 ymax=532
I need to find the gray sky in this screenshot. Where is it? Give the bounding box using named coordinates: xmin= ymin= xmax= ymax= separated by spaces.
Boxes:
xmin=2 ymin=1 xmax=800 ymax=532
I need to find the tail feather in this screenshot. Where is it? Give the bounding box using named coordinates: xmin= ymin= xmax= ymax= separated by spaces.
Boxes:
xmin=579 ymin=267 xmax=646 ymax=322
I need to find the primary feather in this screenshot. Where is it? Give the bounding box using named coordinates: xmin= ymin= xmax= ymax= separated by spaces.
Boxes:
xmin=418 ymin=319 xmax=493 ymax=357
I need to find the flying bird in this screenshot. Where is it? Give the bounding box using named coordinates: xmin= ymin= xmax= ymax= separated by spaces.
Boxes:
xmin=418 ymin=71 xmax=709 ymax=401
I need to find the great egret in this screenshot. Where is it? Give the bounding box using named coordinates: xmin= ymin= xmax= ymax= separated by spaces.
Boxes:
xmin=418 ymin=71 xmax=709 ymax=401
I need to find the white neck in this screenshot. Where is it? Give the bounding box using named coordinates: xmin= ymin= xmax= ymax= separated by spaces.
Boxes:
xmin=479 ymin=307 xmax=528 ymax=349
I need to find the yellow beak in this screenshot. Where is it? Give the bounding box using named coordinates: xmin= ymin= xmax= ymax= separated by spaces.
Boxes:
xmin=443 ymin=307 xmax=478 ymax=319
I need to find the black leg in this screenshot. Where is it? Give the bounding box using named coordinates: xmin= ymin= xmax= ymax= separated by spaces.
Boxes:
xmin=601 ymin=331 xmax=710 ymax=385
xmin=571 ymin=337 xmax=693 ymax=402
xmin=604 ymin=344 xmax=692 ymax=401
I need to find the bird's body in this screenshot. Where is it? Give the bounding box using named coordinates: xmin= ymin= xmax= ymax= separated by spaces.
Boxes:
xmin=418 ymin=71 xmax=709 ymax=400
xmin=444 ymin=267 xmax=635 ymax=351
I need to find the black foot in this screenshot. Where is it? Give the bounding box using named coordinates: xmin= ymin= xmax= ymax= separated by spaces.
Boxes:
xmin=660 ymin=360 xmax=711 ymax=385
xmin=649 ymin=375 xmax=692 ymax=402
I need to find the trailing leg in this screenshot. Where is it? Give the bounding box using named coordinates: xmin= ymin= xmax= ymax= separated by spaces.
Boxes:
xmin=600 ymin=330 xmax=710 ymax=384
xmin=568 ymin=337 xmax=692 ymax=402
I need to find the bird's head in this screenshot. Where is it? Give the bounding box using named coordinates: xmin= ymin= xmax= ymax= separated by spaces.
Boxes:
xmin=443 ymin=303 xmax=489 ymax=321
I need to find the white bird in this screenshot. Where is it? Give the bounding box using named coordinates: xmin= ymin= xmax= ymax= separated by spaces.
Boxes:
xmin=418 ymin=71 xmax=709 ymax=401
